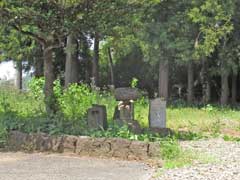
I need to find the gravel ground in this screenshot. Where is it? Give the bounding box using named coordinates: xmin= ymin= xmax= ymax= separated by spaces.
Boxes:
xmin=154 ymin=138 xmax=240 ymax=180
xmin=0 ymin=152 xmax=153 ymax=180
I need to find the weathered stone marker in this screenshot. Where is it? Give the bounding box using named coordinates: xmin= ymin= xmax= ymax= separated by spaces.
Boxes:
xmin=114 ymin=88 xmax=139 ymax=123
xmin=87 ymin=105 xmax=107 ymax=130
xmin=119 ymin=102 xmax=134 ymax=121
xmin=149 ymin=98 xmax=166 ymax=128
xmin=113 ymin=88 xmax=142 ymax=133
xmin=114 ymin=88 xmax=140 ymax=101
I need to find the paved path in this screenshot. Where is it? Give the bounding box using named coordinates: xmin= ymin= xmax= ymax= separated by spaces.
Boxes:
xmin=0 ymin=152 xmax=154 ymax=180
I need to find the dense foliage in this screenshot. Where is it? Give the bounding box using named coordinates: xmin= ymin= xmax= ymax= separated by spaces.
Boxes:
xmin=1 ymin=0 xmax=240 ymax=107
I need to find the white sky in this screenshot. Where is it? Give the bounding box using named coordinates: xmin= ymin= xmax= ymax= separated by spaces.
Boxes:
xmin=0 ymin=61 xmax=17 ymax=81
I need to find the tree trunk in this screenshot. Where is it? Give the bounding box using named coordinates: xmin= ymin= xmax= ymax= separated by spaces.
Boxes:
xmin=221 ymin=72 xmax=229 ymax=106
xmin=231 ymin=74 xmax=237 ymax=105
xmin=107 ymin=47 xmax=115 ymax=86
xmin=65 ymin=34 xmax=79 ymax=88
xmin=187 ymin=61 xmax=194 ymax=104
xmin=92 ymin=33 xmax=100 ymax=87
xmin=43 ymin=46 xmax=56 ymax=114
xmin=34 ymin=57 xmax=44 ymax=78
xmin=85 ymin=60 xmax=91 ymax=84
xmin=205 ymin=80 xmax=211 ymax=103
xmin=158 ymin=60 xmax=169 ymax=100
xmin=34 ymin=45 xmax=44 ymax=78
xmin=15 ymin=61 xmax=22 ymax=90
xmin=200 ymin=59 xmax=211 ymax=104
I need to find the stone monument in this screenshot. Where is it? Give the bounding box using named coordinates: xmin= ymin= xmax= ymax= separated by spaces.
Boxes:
xmin=114 ymin=88 xmax=139 ymax=123
xmin=114 ymin=88 xmax=142 ymax=133
xmin=149 ymin=98 xmax=166 ymax=128
xmin=87 ymin=104 xmax=107 ymax=130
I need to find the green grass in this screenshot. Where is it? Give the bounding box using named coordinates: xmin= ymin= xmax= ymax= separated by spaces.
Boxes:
xmin=223 ymin=135 xmax=240 ymax=142
xmin=167 ymin=106 xmax=240 ymax=133
xmin=159 ymin=138 xmax=215 ymax=169
xmin=162 ymin=150 xmax=216 ymax=169
xmin=1 ymin=86 xmax=240 ymax=138
xmin=151 ymin=138 xmax=216 ymax=176
xmin=135 ymin=103 xmax=240 ymax=140
xmin=154 ymin=151 xmax=216 ymax=177
xmin=1 ymin=86 xmax=233 ymax=169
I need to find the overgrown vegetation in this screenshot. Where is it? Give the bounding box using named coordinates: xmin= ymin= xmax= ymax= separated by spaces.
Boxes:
xmin=0 ymin=80 xmax=239 ymax=167
xmin=0 ymin=79 xmax=239 ymax=140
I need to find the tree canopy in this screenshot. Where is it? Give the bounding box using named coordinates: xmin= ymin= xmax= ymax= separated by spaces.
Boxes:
xmin=1 ymin=0 xmax=240 ymax=112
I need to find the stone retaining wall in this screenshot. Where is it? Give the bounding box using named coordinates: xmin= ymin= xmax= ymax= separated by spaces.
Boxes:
xmin=7 ymin=131 xmax=161 ymax=162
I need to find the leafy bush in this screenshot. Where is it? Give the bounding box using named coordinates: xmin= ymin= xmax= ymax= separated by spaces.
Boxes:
xmin=57 ymin=83 xmax=96 ymax=120
xmin=131 ymin=77 xmax=139 ymax=88
xmin=0 ymin=120 xmax=7 ymax=148
xmin=28 ymin=77 xmax=45 ymax=100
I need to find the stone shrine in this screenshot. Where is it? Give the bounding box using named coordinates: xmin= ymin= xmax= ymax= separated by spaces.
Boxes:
xmin=113 ymin=88 xmax=142 ymax=133
xmin=114 ymin=88 xmax=139 ymax=123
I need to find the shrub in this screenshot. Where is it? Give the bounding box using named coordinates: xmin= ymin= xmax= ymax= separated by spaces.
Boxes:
xmin=28 ymin=77 xmax=45 ymax=100
xmin=57 ymin=83 xmax=96 ymax=121
xmin=0 ymin=120 xmax=7 ymax=148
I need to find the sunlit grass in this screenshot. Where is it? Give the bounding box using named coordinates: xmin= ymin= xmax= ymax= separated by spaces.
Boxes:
xmin=134 ymin=104 xmax=240 ymax=135
xmin=1 ymin=86 xmax=240 ymax=137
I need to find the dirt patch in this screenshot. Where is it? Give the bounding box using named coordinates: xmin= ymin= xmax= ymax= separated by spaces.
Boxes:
xmin=221 ymin=128 xmax=240 ymax=138
xmin=0 ymin=153 xmax=26 ymax=163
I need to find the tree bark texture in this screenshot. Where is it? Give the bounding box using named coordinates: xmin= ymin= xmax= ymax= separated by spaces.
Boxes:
xmin=65 ymin=34 xmax=79 ymax=88
xmin=107 ymin=47 xmax=115 ymax=86
xmin=221 ymin=72 xmax=229 ymax=105
xmin=231 ymin=74 xmax=237 ymax=105
xmin=158 ymin=60 xmax=169 ymax=100
xmin=34 ymin=57 xmax=44 ymax=78
xmin=187 ymin=61 xmax=194 ymax=104
xmin=205 ymin=80 xmax=211 ymax=103
xmin=15 ymin=61 xmax=22 ymax=90
xmin=34 ymin=45 xmax=44 ymax=78
xmin=43 ymin=45 xmax=56 ymax=114
xmin=200 ymin=59 xmax=211 ymax=104
xmin=92 ymin=33 xmax=100 ymax=87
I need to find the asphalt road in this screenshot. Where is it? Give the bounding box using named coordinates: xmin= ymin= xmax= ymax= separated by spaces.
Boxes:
xmin=0 ymin=152 xmax=154 ymax=180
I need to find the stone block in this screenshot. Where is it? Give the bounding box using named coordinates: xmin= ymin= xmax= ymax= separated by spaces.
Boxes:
xmin=127 ymin=120 xmax=142 ymax=134
xmin=62 ymin=135 xmax=78 ymax=153
xmin=76 ymin=136 xmax=94 ymax=156
xmin=30 ymin=133 xmax=52 ymax=152
xmin=7 ymin=131 xmax=163 ymax=165
xmin=119 ymin=102 xmax=134 ymax=121
xmin=129 ymin=141 xmax=148 ymax=160
xmin=109 ymin=138 xmax=132 ymax=159
xmin=114 ymin=88 xmax=140 ymax=101
xmin=87 ymin=105 xmax=107 ymax=130
xmin=114 ymin=103 xmax=137 ymax=129
xmin=8 ymin=131 xmax=28 ymax=151
xmin=148 ymin=142 xmax=161 ymax=158
xmin=148 ymin=128 xmax=173 ymax=137
xmin=51 ymin=136 xmax=64 ymax=153
xmin=149 ymin=98 xmax=166 ymax=128
xmin=90 ymin=138 xmax=111 ymax=157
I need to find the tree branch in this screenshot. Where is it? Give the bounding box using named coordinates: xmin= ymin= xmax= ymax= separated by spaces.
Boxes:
xmin=11 ymin=24 xmax=46 ymax=45
xmin=44 ymin=43 xmax=63 ymax=53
